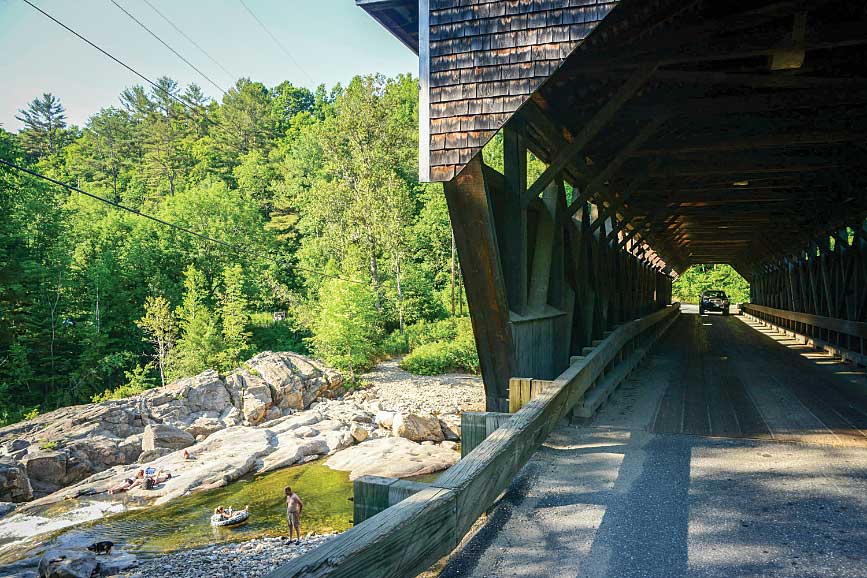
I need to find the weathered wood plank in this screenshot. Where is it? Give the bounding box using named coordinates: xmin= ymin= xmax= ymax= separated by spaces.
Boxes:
xmin=267 ymin=487 xmax=457 ymax=578
xmin=743 ymin=303 xmax=867 ymax=339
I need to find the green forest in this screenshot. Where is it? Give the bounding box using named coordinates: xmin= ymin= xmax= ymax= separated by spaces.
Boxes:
xmin=0 ymin=74 xmax=748 ymax=426
xmin=0 ymin=75 xmax=480 ymax=425
xmin=672 ymin=264 xmax=750 ymax=304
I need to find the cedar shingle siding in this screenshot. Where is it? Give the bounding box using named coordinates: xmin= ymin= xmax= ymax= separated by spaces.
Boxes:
xmin=424 ymin=0 xmax=617 ymax=182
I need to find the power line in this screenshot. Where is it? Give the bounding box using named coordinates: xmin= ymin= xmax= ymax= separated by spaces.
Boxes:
xmin=141 ymin=0 xmax=237 ymax=82
xmin=237 ymin=0 xmax=314 ymax=84
xmin=0 ymin=158 xmax=362 ymax=284
xmin=109 ymin=0 xmax=227 ymax=95
xmin=22 ymin=0 xmax=217 ymax=128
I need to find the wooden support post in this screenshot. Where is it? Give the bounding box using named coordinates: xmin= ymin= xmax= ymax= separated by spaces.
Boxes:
xmin=501 ymin=122 xmax=529 ymax=314
xmin=460 ymin=411 xmax=512 ymax=457
xmin=508 ymin=377 xmax=553 ymax=413
xmin=444 ymin=157 xmax=516 ymax=411
xmin=353 ymin=476 xmax=431 ymax=524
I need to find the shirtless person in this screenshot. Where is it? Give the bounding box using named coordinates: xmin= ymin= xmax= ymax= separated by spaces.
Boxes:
xmin=284 ymin=486 xmax=303 ymax=543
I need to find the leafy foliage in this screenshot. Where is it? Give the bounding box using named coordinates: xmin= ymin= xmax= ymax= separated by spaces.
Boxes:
xmin=0 ymin=73 xmax=470 ymax=422
xmin=399 ymin=317 xmax=479 ymax=375
xmin=673 ymin=264 xmax=750 ymax=304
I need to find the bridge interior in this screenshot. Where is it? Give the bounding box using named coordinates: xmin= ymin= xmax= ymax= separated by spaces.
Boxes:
xmin=439 ymin=308 xmax=867 ymax=578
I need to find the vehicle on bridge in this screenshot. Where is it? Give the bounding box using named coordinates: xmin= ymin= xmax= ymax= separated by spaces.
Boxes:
xmin=699 ymin=290 xmax=730 ymax=316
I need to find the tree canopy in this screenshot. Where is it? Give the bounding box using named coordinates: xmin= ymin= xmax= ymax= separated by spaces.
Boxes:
xmin=0 ymin=74 xmax=463 ymax=425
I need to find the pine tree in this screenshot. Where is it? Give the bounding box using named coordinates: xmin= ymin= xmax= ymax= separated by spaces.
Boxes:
xmin=171 ymin=266 xmax=222 ymax=379
xmin=15 ymin=93 xmax=68 ymax=158
xmin=219 ymin=264 xmax=251 ymax=370
xmin=136 ymin=296 xmax=177 ymax=386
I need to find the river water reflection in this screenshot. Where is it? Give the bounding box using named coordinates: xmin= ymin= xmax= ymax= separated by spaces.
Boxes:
xmin=0 ymin=462 xmax=354 ymax=565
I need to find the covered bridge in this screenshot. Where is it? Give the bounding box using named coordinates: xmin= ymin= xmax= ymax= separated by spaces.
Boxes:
xmin=268 ymin=2 xmax=867 ymax=577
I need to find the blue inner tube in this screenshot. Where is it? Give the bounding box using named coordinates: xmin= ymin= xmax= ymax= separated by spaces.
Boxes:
xmin=210 ymin=510 xmax=249 ymax=527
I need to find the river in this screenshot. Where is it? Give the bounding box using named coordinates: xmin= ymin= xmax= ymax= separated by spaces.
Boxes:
xmin=0 ymin=461 xmax=355 ymax=567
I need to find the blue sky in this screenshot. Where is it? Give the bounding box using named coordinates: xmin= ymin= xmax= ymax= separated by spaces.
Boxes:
xmin=0 ymin=0 xmax=418 ymax=129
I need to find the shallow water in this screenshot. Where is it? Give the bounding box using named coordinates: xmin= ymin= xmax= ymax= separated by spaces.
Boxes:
xmin=0 ymin=462 xmax=354 ymax=565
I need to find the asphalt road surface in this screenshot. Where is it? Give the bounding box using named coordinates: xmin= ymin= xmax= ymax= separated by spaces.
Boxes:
xmin=439 ymin=307 xmax=867 ymax=578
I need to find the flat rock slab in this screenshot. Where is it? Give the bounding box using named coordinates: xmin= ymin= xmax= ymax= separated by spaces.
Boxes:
xmin=326 ymin=437 xmax=458 ymax=480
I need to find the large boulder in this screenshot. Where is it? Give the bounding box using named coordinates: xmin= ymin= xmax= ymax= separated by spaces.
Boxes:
xmin=185 ymin=416 xmax=224 ymax=438
xmin=438 ymin=414 xmax=461 ymax=441
xmin=142 ymin=424 xmax=195 ymax=452
xmin=225 ymin=372 xmax=273 ymax=425
xmin=327 ymin=437 xmax=459 ymax=480
xmin=244 ymin=352 xmax=343 ymax=411
xmin=393 ymin=413 xmax=444 ymax=443
xmin=349 ymin=423 xmax=369 ymax=443
xmin=38 ymin=549 xmax=98 ymax=578
xmin=21 ymin=450 xmax=78 ymax=495
xmin=0 ymin=458 xmax=32 ymax=502
xmin=183 ymin=370 xmax=233 ymax=413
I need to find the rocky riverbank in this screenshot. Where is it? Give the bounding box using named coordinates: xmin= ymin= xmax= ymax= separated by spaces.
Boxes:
xmin=0 ymin=352 xmax=483 ymax=576
xmin=124 ymin=534 xmax=338 ymax=578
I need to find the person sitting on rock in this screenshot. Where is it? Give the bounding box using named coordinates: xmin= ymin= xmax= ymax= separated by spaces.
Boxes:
xmin=153 ymin=469 xmax=172 ymax=484
xmin=108 ymin=469 xmax=145 ymax=494
xmin=285 ymin=486 xmax=303 ymax=543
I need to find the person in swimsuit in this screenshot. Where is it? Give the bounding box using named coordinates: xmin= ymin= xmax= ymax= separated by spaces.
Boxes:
xmin=284 ymin=486 xmax=303 ymax=543
xmin=108 ymin=469 xmax=145 ymax=494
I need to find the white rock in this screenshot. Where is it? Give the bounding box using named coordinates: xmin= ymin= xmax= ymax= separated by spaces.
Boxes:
xmin=326 ymin=437 xmax=459 ymax=480
xmin=374 ymin=411 xmax=395 ymax=430
xmin=142 ymin=424 xmax=195 ymax=452
xmin=325 ymin=431 xmax=355 ymax=454
xmin=441 ymin=441 xmax=459 ymax=451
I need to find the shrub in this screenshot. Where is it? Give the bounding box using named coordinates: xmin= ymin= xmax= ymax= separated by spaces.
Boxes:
xmin=91 ymin=363 xmax=157 ymax=403
xmin=399 ymin=317 xmax=479 ymax=375
xmin=381 ymin=330 xmax=410 ymax=356
xmin=39 ymin=441 xmax=58 ymax=450
xmin=23 ymin=407 xmax=40 ymax=420
xmin=400 ymin=342 xmax=457 ymax=375
xmin=249 ymin=312 xmax=309 ymax=354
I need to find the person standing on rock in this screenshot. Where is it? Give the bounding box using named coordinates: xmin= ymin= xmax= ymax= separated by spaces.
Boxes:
xmin=284 ymin=486 xmax=303 ymax=543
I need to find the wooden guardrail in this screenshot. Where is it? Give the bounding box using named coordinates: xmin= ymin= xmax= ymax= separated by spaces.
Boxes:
xmin=266 ymin=303 xmax=681 ymax=578
xmin=742 ymin=303 xmax=867 ymax=365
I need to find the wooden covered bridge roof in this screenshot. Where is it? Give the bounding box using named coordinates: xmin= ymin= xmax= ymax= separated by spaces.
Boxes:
xmin=363 ymin=0 xmax=867 ymax=276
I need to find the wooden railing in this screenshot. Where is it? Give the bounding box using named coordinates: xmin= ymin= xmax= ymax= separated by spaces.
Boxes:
xmin=266 ymin=303 xmax=681 ymax=578
xmin=742 ymin=303 xmax=867 ymax=365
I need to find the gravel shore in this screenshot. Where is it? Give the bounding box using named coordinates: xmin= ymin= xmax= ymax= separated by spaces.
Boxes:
xmin=124 ymin=534 xmax=338 ymax=578
xmin=357 ymin=358 xmax=485 ymax=415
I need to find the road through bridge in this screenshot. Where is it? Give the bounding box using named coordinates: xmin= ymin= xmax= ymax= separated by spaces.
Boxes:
xmin=440 ymin=306 xmax=867 ymax=578
xmin=266 ymin=1 xmax=867 ymax=577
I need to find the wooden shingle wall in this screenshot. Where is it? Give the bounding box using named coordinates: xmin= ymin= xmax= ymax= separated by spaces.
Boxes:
xmin=423 ymin=0 xmax=618 ymax=182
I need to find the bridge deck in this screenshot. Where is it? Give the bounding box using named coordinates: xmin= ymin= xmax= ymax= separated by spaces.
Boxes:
xmin=438 ymin=307 xmax=867 ymax=578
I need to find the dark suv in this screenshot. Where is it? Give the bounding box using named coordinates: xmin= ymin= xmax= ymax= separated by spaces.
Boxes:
xmin=699 ymin=290 xmax=730 ymax=315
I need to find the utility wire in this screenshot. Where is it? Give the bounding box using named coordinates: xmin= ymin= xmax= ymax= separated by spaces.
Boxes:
xmin=22 ymin=0 xmax=218 ymax=128
xmin=141 ymin=0 xmax=237 ymax=82
xmin=0 ymin=158 xmax=362 ymax=284
xmin=109 ymin=0 xmax=227 ymax=95
xmin=237 ymin=0 xmax=314 ymax=84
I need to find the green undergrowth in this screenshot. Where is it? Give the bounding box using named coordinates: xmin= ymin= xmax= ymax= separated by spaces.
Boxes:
xmin=396 ymin=317 xmax=479 ymax=375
